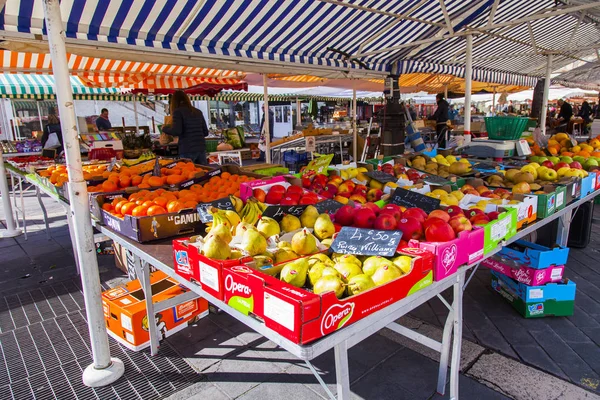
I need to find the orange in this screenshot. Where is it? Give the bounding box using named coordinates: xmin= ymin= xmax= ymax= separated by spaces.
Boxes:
xmin=154 ymin=188 xmax=166 ymax=195
xmin=190 ymin=184 xmax=203 ymax=193
xmin=131 ymin=175 xmax=143 ymax=186
xmin=120 ymin=202 xmax=137 ymax=216
xmin=111 ymin=197 xmax=126 ymax=207
xmin=119 ymin=176 xmax=132 ymax=188
xmin=114 ymin=200 xmax=129 ymax=214
xmin=221 ymin=172 xmax=231 ymax=180
xmin=131 ymin=205 xmax=149 ymax=217
xmin=153 ymin=196 xmax=168 ymax=207
xmin=578 ymin=151 xmax=591 ymax=157
xmin=183 ymin=200 xmax=198 ymax=209
xmin=147 ymin=205 xmax=167 ymax=216
xmin=162 ymin=192 xmax=178 ymax=202
xmin=142 ymin=200 xmax=155 ymax=208
xmin=592 ymin=151 xmax=600 ymax=158
xmin=102 ymin=203 xmax=113 ymax=211
xmin=167 ymin=200 xmax=184 ymax=213
xmin=166 ymin=175 xmax=184 ymax=185
xmin=101 ymin=180 xmax=118 ymax=192
xmin=148 ymin=176 xmax=164 ymax=187
xmin=137 ymin=183 xmax=151 ymax=189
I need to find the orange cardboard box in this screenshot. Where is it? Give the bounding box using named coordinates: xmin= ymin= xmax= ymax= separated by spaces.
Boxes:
xmin=102 ymin=270 xmax=208 ymax=351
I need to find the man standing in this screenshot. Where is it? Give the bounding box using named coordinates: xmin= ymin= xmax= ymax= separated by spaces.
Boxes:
xmin=96 ymin=108 xmax=112 ymax=131
xmin=429 ymin=93 xmax=450 ymax=148
xmin=556 ymin=99 xmax=573 ymax=133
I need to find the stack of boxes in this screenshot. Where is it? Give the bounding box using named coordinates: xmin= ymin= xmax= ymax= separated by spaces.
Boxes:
xmin=483 ymin=240 xmax=576 ymax=318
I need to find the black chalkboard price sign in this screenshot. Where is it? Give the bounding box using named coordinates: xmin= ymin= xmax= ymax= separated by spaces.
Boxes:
xmin=422 ymin=174 xmax=449 ymax=185
xmin=197 ymin=197 xmax=235 ymax=223
xmin=331 ymin=227 xmax=402 ymax=257
xmin=261 ymin=205 xmax=308 ymax=221
xmin=315 ymin=199 xmax=343 ymax=215
xmin=389 ymin=187 xmax=441 ymax=213
xmin=366 ymin=171 xmax=397 ymax=183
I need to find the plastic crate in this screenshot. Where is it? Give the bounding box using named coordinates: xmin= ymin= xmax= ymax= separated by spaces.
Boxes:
xmin=283 ymin=150 xmax=308 ymax=163
xmin=89 ymin=148 xmax=116 ymax=161
xmin=206 ymin=139 xmax=219 ymax=153
xmin=484 ymin=117 xmax=529 ymax=140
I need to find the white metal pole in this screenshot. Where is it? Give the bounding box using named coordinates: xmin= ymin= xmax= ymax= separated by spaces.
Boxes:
xmin=352 ymin=87 xmax=357 ymax=161
xmin=133 ymin=98 xmax=140 ymax=135
xmin=11 ymin=101 xmax=21 ymax=140
xmin=464 ymin=34 xmax=473 ymax=143
xmin=0 ymin=149 xmax=22 ymax=237
xmin=296 ymin=97 xmax=301 ymax=126
xmin=35 ymin=101 xmax=44 ymax=133
xmin=263 ymin=74 xmax=271 ymax=164
xmin=541 ymin=55 xmax=553 ymax=137
xmin=492 ymin=87 xmax=496 ymax=116
xmin=42 ymin=0 xmax=124 ymax=387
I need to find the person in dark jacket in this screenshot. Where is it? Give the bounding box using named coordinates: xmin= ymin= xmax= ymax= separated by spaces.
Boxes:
xmin=429 ymin=93 xmax=450 ymax=148
xmin=41 ymin=107 xmax=63 ymax=152
xmin=162 ymin=90 xmax=209 ymax=165
xmin=578 ymin=101 xmax=593 ymax=135
xmin=556 ymin=99 xmax=574 ymax=134
xmin=96 ymin=108 xmax=112 ymax=131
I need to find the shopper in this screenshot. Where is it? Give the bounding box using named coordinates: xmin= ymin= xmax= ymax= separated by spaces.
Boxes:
xmin=578 ymin=101 xmax=593 ymax=136
xmin=96 ymin=108 xmax=112 ymax=131
xmin=41 ymin=107 xmax=63 ymax=152
xmin=429 ymin=93 xmax=450 ymax=148
xmin=161 ymin=90 xmax=209 ymax=165
xmin=556 ymin=99 xmax=574 ymax=133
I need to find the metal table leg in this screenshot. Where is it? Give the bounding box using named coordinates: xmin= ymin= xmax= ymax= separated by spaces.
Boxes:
xmin=35 ymin=187 xmax=51 ymax=239
xmin=437 ymin=308 xmax=454 ymax=394
xmin=132 ymin=258 xmax=160 ymax=356
xmin=334 ymin=340 xmax=350 ymax=400
xmin=449 ymin=272 xmax=465 ymax=399
xmin=64 ymin=206 xmax=81 ymax=275
xmin=18 ymin=176 xmax=27 ymax=238
xmin=556 ymin=209 xmax=573 ymax=247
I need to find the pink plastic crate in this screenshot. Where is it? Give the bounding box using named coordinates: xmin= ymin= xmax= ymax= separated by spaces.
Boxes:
xmin=482 ymin=258 xmax=564 ymax=286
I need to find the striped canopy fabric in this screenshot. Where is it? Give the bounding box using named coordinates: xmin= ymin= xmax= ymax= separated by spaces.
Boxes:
xmin=0 ymin=73 xmax=119 ymax=96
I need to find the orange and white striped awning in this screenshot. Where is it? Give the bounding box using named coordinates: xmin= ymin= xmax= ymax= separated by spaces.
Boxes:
xmin=267 ymin=74 xmax=327 ymax=84
xmin=0 ymin=50 xmax=245 ymax=89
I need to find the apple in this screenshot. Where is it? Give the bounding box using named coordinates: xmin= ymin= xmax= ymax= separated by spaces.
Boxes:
xmin=374 ymin=214 xmax=397 ymax=230
xmin=424 ymin=217 xmax=446 ymax=230
xmin=334 ymin=195 xmax=349 ymax=204
xmin=569 ymin=161 xmax=583 ymax=169
xmin=253 ymin=188 xmax=266 ymax=203
xmin=448 ymin=215 xmax=472 ymax=234
xmin=313 ymin=174 xmax=329 ymax=187
xmin=464 ymin=189 xmax=480 ymax=196
xmin=471 ymin=214 xmax=491 ymax=225
xmin=427 ymin=209 xmax=450 ymax=222
xmin=325 ymin=183 xmax=338 ymax=196
xmin=482 ymin=192 xmax=501 ymax=199
xmin=337 ymin=181 xmax=355 ymax=196
xmin=366 ymin=188 xmax=384 ymax=202
xmin=286 ymin=185 xmax=304 ymax=197
xmin=461 ymin=184 xmax=475 ymax=193
xmin=280 ymin=194 xmax=300 ymax=205
xmin=353 ymin=184 xmax=368 ymax=194
xmin=512 ymin=182 xmax=531 ymax=194
xmin=396 ymin=217 xmax=424 ymax=241
xmin=299 ymin=194 xmax=318 ymax=205
xmin=548 ymin=156 xmax=560 ymax=164
xmin=424 ymin=219 xmax=456 ymax=242
xmin=539 ymin=168 xmax=558 ymax=181
xmin=559 ymin=156 xmax=573 ymax=164
xmin=353 ymin=207 xmax=376 ymax=228
xmin=476 ymin=186 xmax=490 ymax=195
xmin=334 ymin=205 xmax=355 ymax=226
xmin=403 ymin=208 xmax=428 ymax=224
xmin=265 ymin=189 xmax=285 ymax=204
xmin=361 ymin=202 xmax=381 ymax=216
xmin=487 ymin=211 xmax=500 ymax=220
xmin=380 ymin=206 xmax=402 ymax=223
xmin=396 ymin=240 xmax=409 ymax=251
xmin=301 ymin=176 xmax=313 ymax=188
xmin=446 ymin=206 xmax=465 ymax=218
xmin=328 ymin=175 xmax=343 ymax=186
xmin=554 ymin=162 xmax=570 ymax=171
xmin=541 ymin=160 xmax=554 ymax=168
xmin=465 ymin=208 xmax=484 ymax=220
xmin=320 ymin=190 xmax=334 ymax=199
xmin=349 ymin=194 xmax=367 ymax=204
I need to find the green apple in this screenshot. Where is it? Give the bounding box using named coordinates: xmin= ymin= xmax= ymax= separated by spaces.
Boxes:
xmin=584 ymin=159 xmax=599 ymax=170
xmin=537 ymin=156 xmax=548 ymax=163
xmin=529 ymin=156 xmax=540 ymax=163
xmin=548 ymin=156 xmax=560 ymax=164
xmin=559 ymin=156 xmax=573 ymax=164
xmin=573 ymin=156 xmax=586 ymax=164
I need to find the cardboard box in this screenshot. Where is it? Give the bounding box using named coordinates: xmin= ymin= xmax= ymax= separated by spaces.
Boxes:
xmin=102 ymin=270 xmax=209 ymax=351
xmin=491 ymin=270 xmax=576 ymax=302
xmin=581 ymin=172 xmax=596 ymax=197
xmin=555 ymin=177 xmax=581 ymax=205
xmin=482 ymin=208 xmax=518 ymax=254
xmin=482 ymin=257 xmax=564 ymax=286
xmin=222 ymin=248 xmax=434 ymax=344
xmin=490 ymin=240 xmax=569 ymax=270
xmin=408 ymin=227 xmax=484 ymax=281
xmin=491 ymin=273 xmax=575 ymax=318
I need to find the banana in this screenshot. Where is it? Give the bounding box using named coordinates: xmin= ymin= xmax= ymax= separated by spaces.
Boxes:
xmin=240 ymin=201 xmax=258 ymax=225
xmin=209 ymin=207 xmax=233 ymax=230
xmin=224 ymin=210 xmax=241 ymax=227
xmin=229 ymin=195 xmax=244 ymax=213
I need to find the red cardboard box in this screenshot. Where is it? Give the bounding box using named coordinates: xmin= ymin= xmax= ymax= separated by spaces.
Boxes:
xmin=102 ymin=270 xmax=209 ymax=351
xmin=222 ymin=248 xmax=434 ymax=344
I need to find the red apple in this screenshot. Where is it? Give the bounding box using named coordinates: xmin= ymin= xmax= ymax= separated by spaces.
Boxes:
xmin=353 ymin=184 xmax=368 ymax=194
xmin=449 ymin=215 xmax=473 ymax=234
xmin=280 ymin=194 xmax=300 ymax=205
xmin=487 ymin=211 xmax=500 ymax=220
xmin=396 ymin=217 xmax=424 ymax=241
xmin=366 ymin=188 xmax=383 ymax=202
xmin=427 ymin=209 xmax=450 ymax=222
xmin=461 ymin=184 xmax=475 ymax=193
xmin=299 ymin=193 xmax=318 ymax=205
xmin=313 ymin=174 xmax=328 ymax=187
xmin=570 ymin=161 xmax=583 ymax=169
xmin=482 ymin=192 xmax=501 ymax=199
xmin=328 ymin=175 xmax=343 ymax=186
xmin=446 ymin=206 xmax=465 ymax=218
xmin=403 ymin=208 xmax=428 ymax=224
xmin=334 ymin=205 xmax=355 ymax=226
xmin=464 ymin=189 xmax=480 ymax=196
xmin=381 ymin=204 xmax=403 ymax=222
xmin=396 ymin=240 xmax=409 ymax=251
xmin=554 ymin=162 xmax=570 ymax=171
xmin=253 ymin=188 xmax=266 ymax=203
xmin=353 ymin=208 xmax=376 ymax=228
xmin=349 ymin=194 xmax=367 ymax=204
xmin=265 ymin=189 xmax=285 ymax=204
xmin=542 ymin=160 xmax=555 ymax=168
xmin=362 ymin=202 xmax=381 ymax=216
xmin=325 ymin=183 xmax=338 ymax=196
xmin=320 ymin=190 xmax=334 ymax=199
xmin=423 ymin=217 xmax=446 ymax=230
xmin=374 ymin=213 xmax=397 ymax=230
xmin=337 ymin=181 xmax=355 ymax=196
xmin=424 ymin=219 xmax=456 ymax=242
xmin=286 ymin=185 xmax=304 ymax=197
xmin=301 ymin=176 xmax=313 ymax=188
xmin=465 ymin=208 xmax=484 ymax=220
xmin=471 ymin=214 xmax=490 ymax=225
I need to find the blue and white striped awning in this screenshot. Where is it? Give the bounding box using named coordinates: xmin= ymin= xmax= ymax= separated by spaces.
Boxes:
xmin=0 ymin=74 xmax=119 ymax=97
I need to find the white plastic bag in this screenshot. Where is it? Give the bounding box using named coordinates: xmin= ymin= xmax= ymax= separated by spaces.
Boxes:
xmin=44 ymin=132 xmax=60 ymax=149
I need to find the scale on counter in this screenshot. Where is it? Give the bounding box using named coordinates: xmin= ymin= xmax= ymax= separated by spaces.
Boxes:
xmin=457 ymin=138 xmax=531 ymax=160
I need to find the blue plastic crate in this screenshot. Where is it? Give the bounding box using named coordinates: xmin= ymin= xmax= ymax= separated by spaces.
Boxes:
xmin=283 ymin=150 xmax=308 ymax=163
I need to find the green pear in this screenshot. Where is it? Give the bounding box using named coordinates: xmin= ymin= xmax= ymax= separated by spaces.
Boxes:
xmin=347 ymin=274 xmax=375 ymax=296
xmin=231 ymin=250 xmax=243 ymax=259
xmin=362 ymin=256 xmax=393 ymax=276
xmin=252 ymin=255 xmax=273 ymax=269
xmin=280 ymin=214 xmax=301 ymax=232
xmin=322 ymin=266 xmax=341 ymax=278
xmin=202 ymin=235 xmax=231 ymax=260
xmin=321 ymin=238 xmax=333 ymax=248
xmin=241 ymin=228 xmax=267 ymax=256
xmin=300 ymin=205 xmax=319 ymax=228
xmin=309 ymin=253 xmax=334 ymax=266
xmin=291 ymin=229 xmax=318 ymax=255
xmin=308 ymin=262 xmax=327 ymax=287
xmin=257 ymin=216 xmax=281 ymax=238
xmin=280 ymin=258 xmax=309 ymax=287
xmin=207 ymin=223 xmax=232 ymax=244
xmin=334 ymin=262 xmax=363 ymax=282
xmin=313 ymin=275 xmax=345 ymax=298
xmin=333 ymin=254 xmax=362 ymax=268
xmin=274 ymin=248 xmax=298 ymax=264
xmin=233 ymin=221 xmax=256 ymax=236
xmin=371 ymin=264 xmax=403 ymax=286
xmin=313 ymin=213 xmax=335 ymax=240
xmin=277 ymin=241 xmax=292 ymax=249
xmin=391 ymin=255 xmax=413 ymax=274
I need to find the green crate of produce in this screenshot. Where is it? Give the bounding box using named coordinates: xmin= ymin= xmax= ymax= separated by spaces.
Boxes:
xmin=365 ymin=156 xmax=394 ymax=166
xmin=485 ymin=116 xmax=529 ymax=140
xmin=254 ymin=167 xmax=289 ymax=176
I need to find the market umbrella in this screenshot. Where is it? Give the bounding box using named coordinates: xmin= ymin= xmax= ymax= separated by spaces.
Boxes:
xmin=129 ymin=81 xmax=248 ymax=97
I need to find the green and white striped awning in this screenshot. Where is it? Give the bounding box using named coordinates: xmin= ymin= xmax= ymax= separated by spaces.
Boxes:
xmin=0 ymin=74 xmax=119 ymax=98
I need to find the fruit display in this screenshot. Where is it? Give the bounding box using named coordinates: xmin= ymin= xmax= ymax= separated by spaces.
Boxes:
xmin=251 ymin=184 xmax=320 ymax=206
xmin=407 ymin=154 xmax=473 ymax=177
xmin=484 ymin=161 xmax=587 ymax=192
xmin=6 ymin=155 xmax=54 ymax=170
xmin=1 ymin=139 xmax=42 ymax=154
xmin=302 ymin=172 xmax=391 ymax=204
xmin=534 ymin=132 xmax=600 ymax=158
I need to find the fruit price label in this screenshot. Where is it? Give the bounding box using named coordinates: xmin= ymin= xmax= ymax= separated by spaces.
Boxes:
xmin=422 ymin=174 xmax=449 ymax=185
xmin=303 ymin=154 xmax=334 ymax=174
xmin=389 ymin=187 xmax=441 ymax=213
xmin=262 ymin=205 xmax=308 ymax=221
xmin=366 ymin=171 xmax=397 ymax=183
xmin=197 ymin=197 xmax=235 ymax=223
xmin=331 ymin=227 xmax=402 ymax=257
xmin=315 ymin=199 xmax=344 ymax=215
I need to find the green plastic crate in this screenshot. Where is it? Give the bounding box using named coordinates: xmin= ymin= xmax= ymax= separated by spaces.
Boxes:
xmin=254 ymin=167 xmax=289 ymax=176
xmin=485 ymin=117 xmax=529 ymax=140
xmin=206 ymin=139 xmax=219 ymax=153
xmin=364 ymin=157 xmax=394 ymax=166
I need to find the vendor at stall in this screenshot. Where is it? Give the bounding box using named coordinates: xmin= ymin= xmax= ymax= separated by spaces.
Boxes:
xmin=555 ymin=99 xmax=574 ymax=133
xmin=161 ymin=90 xmax=209 ymax=165
xmin=429 ymin=93 xmax=450 ymax=148
xmin=96 ymin=108 xmax=112 ymax=131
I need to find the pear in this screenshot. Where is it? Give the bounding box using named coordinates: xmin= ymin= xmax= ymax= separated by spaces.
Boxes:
xmin=241 ymin=228 xmax=267 ymax=256
xmin=333 ymin=254 xmax=362 ymax=268
xmin=334 ymin=262 xmax=363 ymax=282
xmin=202 ymin=235 xmax=231 ymax=260
xmin=280 ymin=214 xmax=301 ymax=233
xmin=230 ymin=250 xmax=243 ymax=259
xmin=233 ymin=221 xmax=256 ymax=236
xmin=208 ymin=223 xmax=232 ymax=244
xmin=347 ymin=274 xmax=375 ymax=296
xmin=309 ymin=253 xmax=334 ymax=266
xmin=362 ymin=256 xmax=394 ymax=276
xmin=274 ymin=248 xmax=298 ymax=264
xmin=313 ymin=213 xmax=335 ymax=240
xmin=277 ymin=241 xmax=292 ymax=249
xmin=313 ymin=275 xmax=345 ymax=298
xmin=322 ymin=266 xmax=341 ymax=279
xmin=257 ymin=216 xmax=281 ymax=238
xmin=308 ymin=262 xmax=327 ymax=287
xmin=371 ymin=264 xmax=403 ymax=286
xmin=300 ymin=205 xmax=319 ymax=228
xmin=321 ymin=238 xmax=333 ymax=248
xmin=280 ymin=258 xmax=309 ymax=287
xmin=391 ymin=255 xmax=413 ymax=274
xmin=291 ymin=229 xmax=318 ymax=255
xmin=253 ymin=255 xmax=273 ymax=269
